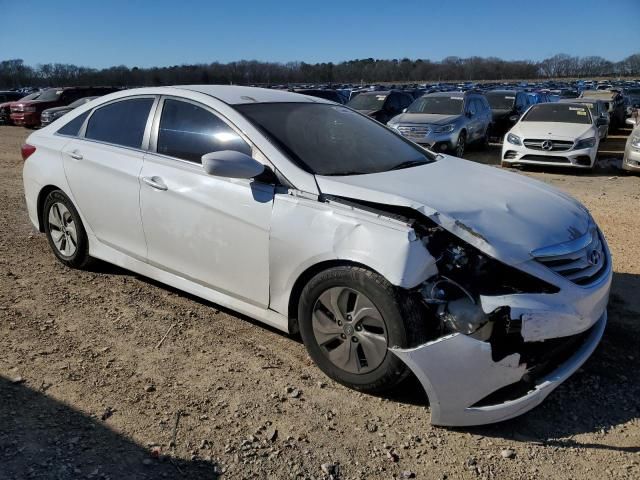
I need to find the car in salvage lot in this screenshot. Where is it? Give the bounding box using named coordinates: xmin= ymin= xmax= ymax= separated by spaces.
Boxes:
xmin=0 ymin=91 xmax=40 ymax=125
xmin=622 ymin=122 xmax=640 ymax=173
xmin=10 ymin=86 xmax=119 ymax=128
xmin=501 ymin=103 xmax=602 ymax=170
xmin=40 ymin=96 xmax=99 ymax=127
xmin=387 ymin=91 xmax=492 ymax=157
xmin=21 ymin=86 xmax=611 ymax=426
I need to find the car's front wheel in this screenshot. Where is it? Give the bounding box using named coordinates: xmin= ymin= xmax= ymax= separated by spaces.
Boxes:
xmin=43 ymin=190 xmax=92 ymax=269
xmin=298 ymin=266 xmax=427 ymax=394
xmin=455 ymin=131 xmax=466 ymax=157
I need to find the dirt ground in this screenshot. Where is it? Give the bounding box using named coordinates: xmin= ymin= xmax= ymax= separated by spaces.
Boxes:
xmin=1 ymin=124 xmax=639 ymax=480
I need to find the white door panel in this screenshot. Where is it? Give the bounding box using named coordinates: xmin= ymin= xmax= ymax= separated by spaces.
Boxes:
xmin=62 ymin=139 xmax=147 ymax=258
xmin=140 ymin=155 xmax=273 ymax=307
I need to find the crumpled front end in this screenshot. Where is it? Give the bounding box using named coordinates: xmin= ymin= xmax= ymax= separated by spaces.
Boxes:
xmin=390 ymin=216 xmax=612 ymax=426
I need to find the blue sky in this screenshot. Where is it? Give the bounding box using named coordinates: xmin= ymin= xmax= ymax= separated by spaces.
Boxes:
xmin=2 ymin=0 xmax=639 ymax=68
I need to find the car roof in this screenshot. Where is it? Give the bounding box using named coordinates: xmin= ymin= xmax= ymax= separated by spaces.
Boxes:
xmin=174 ymin=85 xmax=323 ymax=105
xmin=485 ymin=89 xmax=520 ymax=94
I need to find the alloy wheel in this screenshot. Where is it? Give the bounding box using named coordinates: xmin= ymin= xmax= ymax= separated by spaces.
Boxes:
xmin=311 ymin=287 xmax=388 ymax=374
xmin=48 ymin=202 xmax=78 ymax=257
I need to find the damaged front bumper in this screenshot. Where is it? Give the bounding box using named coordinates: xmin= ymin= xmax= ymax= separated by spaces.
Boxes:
xmin=391 ymin=263 xmax=611 ymax=427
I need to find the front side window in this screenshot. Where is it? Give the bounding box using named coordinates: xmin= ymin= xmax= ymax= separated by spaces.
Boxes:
xmin=57 ymin=111 xmax=90 ymax=137
xmin=156 ymin=99 xmax=251 ymax=163
xmin=236 ymin=103 xmax=435 ymax=176
xmin=85 ymin=98 xmax=154 ymax=148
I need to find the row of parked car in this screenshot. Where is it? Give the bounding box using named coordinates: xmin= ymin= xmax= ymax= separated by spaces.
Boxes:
xmin=2 ymin=80 xmax=639 ymax=173
xmin=0 ymin=86 xmax=120 ymax=128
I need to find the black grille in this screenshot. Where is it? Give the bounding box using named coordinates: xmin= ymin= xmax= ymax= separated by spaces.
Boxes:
xmin=521 ymin=154 xmax=570 ymax=163
xmin=504 ymin=150 xmax=518 ymax=159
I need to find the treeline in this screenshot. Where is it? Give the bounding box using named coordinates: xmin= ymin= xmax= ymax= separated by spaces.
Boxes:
xmin=1 ymin=53 xmax=639 ymax=88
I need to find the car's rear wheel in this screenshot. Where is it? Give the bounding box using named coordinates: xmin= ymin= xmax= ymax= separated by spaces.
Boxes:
xmin=298 ymin=266 xmax=426 ymax=394
xmin=43 ymin=190 xmax=92 ymax=269
xmin=455 ymin=131 xmax=466 ymax=157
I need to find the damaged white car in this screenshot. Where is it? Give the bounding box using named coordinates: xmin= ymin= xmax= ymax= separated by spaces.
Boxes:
xmin=22 ymin=86 xmax=611 ymax=426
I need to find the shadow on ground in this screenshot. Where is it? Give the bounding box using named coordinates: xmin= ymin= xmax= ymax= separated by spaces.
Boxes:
xmin=0 ymin=376 xmax=219 ymax=480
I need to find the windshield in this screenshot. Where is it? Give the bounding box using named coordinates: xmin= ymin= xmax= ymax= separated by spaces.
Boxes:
xmin=485 ymin=93 xmax=516 ymax=110
xmin=407 ymin=96 xmax=464 ymax=114
xmin=35 ymin=89 xmax=63 ymax=102
xmin=522 ymin=104 xmax=592 ymax=124
xmin=347 ymin=93 xmax=387 ymax=111
xmin=236 ymin=103 xmax=434 ymax=176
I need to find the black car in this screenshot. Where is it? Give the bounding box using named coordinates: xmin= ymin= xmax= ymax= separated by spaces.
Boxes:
xmin=484 ymin=90 xmax=532 ymax=139
xmin=40 ymin=96 xmax=99 ymax=127
xmin=346 ymin=90 xmax=414 ymax=123
xmin=292 ymin=89 xmax=347 ymax=104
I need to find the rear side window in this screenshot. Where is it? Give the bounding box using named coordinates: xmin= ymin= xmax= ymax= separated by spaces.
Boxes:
xmin=85 ymin=98 xmax=154 ymax=148
xmin=57 ymin=111 xmax=90 ymax=137
xmin=156 ymin=99 xmax=251 ymax=163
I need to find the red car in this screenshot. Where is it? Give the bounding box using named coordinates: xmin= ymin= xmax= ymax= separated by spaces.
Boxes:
xmin=0 ymin=91 xmax=34 ymax=125
xmin=10 ymin=86 xmax=119 ymax=127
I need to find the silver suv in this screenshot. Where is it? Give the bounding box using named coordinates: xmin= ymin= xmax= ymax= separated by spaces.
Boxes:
xmin=388 ymin=91 xmax=492 ymax=157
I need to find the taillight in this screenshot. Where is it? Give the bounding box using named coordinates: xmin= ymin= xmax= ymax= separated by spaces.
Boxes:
xmin=21 ymin=144 xmax=36 ymax=161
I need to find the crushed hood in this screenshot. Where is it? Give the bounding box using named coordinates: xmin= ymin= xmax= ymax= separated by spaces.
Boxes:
xmin=391 ymin=113 xmax=461 ymax=125
xmin=316 ymin=156 xmax=591 ymax=265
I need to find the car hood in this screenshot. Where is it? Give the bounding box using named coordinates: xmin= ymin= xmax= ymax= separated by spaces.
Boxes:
xmin=391 ymin=113 xmax=461 ymax=125
xmin=511 ymin=122 xmax=594 ymax=140
xmin=315 ymin=156 xmax=590 ymax=265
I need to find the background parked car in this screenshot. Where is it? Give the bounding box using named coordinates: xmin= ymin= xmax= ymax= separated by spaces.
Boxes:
xmin=40 ymin=96 xmax=99 ymax=127
xmin=346 ymin=90 xmax=414 ymax=123
xmin=502 ymin=103 xmax=600 ymax=170
xmin=485 ymin=90 xmax=532 ymax=139
xmin=10 ymin=86 xmax=119 ymax=128
xmin=579 ymin=89 xmax=626 ymax=130
xmin=623 ymin=87 xmax=640 ymax=117
xmin=388 ymin=91 xmax=492 ymax=157
xmin=0 ymin=91 xmax=37 ymax=125
xmin=623 ymin=122 xmax=640 ymax=173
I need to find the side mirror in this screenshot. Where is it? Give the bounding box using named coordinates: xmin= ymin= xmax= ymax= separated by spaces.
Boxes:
xmin=201 ymin=150 xmax=264 ymax=179
xmin=595 ymin=117 xmax=607 ymax=127
xmin=402 ymin=108 xmax=407 ymax=113
xmin=509 ymin=115 xmax=520 ymax=122
xmin=465 ymin=111 xmax=473 ymax=118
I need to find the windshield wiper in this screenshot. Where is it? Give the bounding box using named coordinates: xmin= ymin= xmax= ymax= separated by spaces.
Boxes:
xmin=388 ymin=159 xmax=431 ymax=171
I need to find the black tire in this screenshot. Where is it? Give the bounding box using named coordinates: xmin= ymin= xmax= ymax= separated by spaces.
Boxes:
xmin=43 ymin=190 xmax=93 ymax=269
xmin=298 ymin=266 xmax=427 ymax=394
xmin=455 ymin=131 xmax=466 ymax=157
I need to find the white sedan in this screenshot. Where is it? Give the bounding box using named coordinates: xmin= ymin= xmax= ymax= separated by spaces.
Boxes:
xmin=501 ymin=103 xmax=601 ymax=169
xmin=22 ymin=86 xmax=611 ymax=426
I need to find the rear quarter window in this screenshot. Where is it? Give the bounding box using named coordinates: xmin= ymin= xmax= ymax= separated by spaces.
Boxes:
xmin=57 ymin=111 xmax=90 ymax=137
xmin=85 ymin=98 xmax=154 ymax=148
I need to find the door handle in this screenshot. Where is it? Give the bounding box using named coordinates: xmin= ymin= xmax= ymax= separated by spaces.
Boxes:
xmin=68 ymin=151 xmax=83 ymax=160
xmin=142 ymin=176 xmax=168 ymax=191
